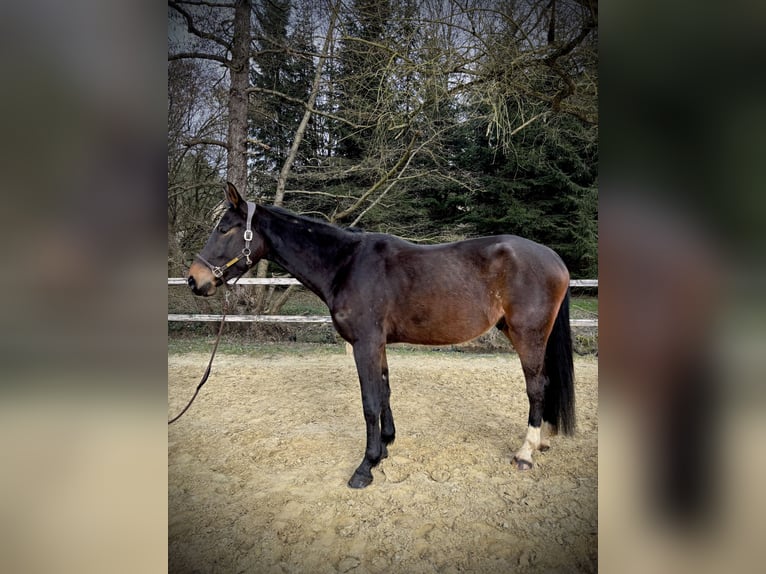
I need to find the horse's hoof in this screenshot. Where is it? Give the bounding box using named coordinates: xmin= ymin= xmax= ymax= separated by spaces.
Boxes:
xmin=348 ymin=472 xmax=373 ymax=489
xmin=512 ymin=456 xmax=533 ymax=471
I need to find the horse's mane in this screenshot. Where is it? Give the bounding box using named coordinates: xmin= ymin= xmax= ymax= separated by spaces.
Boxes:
xmin=262 ymin=205 xmax=364 ymax=236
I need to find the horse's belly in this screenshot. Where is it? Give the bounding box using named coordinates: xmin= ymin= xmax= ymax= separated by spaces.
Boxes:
xmin=387 ymin=305 xmax=501 ymax=346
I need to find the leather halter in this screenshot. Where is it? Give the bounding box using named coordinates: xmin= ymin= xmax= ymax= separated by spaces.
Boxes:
xmin=196 ymin=201 xmax=257 ymax=279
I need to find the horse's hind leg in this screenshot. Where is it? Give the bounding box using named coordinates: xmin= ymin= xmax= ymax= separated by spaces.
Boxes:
xmin=498 ymin=317 xmax=551 ymax=470
xmin=539 ymin=421 xmax=557 ymax=451
xmin=515 ymin=365 xmax=547 ymax=470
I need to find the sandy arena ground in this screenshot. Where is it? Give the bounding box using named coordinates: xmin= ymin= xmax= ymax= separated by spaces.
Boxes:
xmin=169 ymin=347 xmax=597 ymax=573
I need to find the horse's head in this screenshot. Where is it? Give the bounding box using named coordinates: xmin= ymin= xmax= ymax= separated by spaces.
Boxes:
xmin=187 ymin=182 xmax=266 ymax=296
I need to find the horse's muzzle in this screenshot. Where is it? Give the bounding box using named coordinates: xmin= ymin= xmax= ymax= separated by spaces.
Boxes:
xmin=187 ymin=262 xmax=218 ymax=296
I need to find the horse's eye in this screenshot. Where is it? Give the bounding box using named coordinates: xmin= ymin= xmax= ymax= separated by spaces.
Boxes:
xmin=218 ymin=226 xmax=228 ymax=234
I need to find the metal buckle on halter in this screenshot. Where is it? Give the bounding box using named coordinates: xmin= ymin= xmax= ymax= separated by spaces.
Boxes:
xmin=243 ymin=201 xmax=256 ymax=266
xmin=212 ymin=266 xmax=224 ymax=278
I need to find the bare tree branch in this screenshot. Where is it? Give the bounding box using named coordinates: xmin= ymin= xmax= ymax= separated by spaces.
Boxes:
xmin=168 ymin=52 xmax=229 ymax=65
xmin=168 ymin=181 xmax=223 ymax=199
xmin=182 ymin=138 xmax=229 ymax=149
xmin=543 ymin=16 xmax=596 ymax=66
xmin=176 ymin=0 xmax=235 ymax=8
xmin=509 ymin=111 xmax=551 ymax=137
xmin=246 ymin=86 xmax=368 ymax=129
xmin=183 ymin=137 xmax=228 ymax=148
xmin=283 ymin=190 xmax=359 ymax=200
xmin=169 ymin=1 xmax=232 ymax=50
xmin=332 ymin=133 xmax=418 ymax=222
xmin=273 ymin=6 xmax=338 ymax=207
xmin=570 ymin=0 xmax=598 ymax=19
xmin=246 ymin=137 xmax=271 ymax=151
xmin=250 ymin=47 xmax=321 ymax=60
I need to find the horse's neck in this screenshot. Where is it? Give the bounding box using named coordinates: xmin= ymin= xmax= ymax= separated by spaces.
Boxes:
xmin=259 ymin=209 xmax=358 ymax=303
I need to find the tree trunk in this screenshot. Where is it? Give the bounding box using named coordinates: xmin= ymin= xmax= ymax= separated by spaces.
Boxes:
xmin=227 ymin=0 xmax=251 ymax=194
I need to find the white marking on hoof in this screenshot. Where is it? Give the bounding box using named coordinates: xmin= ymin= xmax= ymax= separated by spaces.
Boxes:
xmin=514 ymin=425 xmax=541 ymax=466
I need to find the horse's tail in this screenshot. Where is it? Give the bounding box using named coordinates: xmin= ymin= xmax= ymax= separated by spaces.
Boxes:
xmin=544 ymin=290 xmax=576 ymax=435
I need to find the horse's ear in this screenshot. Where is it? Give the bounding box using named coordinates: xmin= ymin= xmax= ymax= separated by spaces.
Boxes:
xmin=224 ymin=181 xmax=246 ymax=211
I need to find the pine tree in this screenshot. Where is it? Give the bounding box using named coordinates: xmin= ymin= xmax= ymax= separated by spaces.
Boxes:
xmin=250 ymin=0 xmax=317 ymax=175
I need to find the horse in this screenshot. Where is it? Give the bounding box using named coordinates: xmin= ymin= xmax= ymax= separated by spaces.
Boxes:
xmin=187 ymin=182 xmax=575 ymax=489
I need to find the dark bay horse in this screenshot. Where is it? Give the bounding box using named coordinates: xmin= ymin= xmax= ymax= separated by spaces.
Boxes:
xmin=187 ymin=182 xmax=575 ymax=488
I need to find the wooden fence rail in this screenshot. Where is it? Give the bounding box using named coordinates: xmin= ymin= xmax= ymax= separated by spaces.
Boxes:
xmin=168 ymin=278 xmax=598 ymax=327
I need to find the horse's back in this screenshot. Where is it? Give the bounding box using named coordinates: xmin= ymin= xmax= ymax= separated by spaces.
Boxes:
xmin=373 ymin=233 xmax=566 ymax=281
xmin=353 ymin=233 xmax=567 ymax=292
xmin=344 ymin=234 xmax=567 ymax=345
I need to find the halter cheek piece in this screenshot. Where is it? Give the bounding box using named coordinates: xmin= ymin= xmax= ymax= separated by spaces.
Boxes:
xmin=196 ymin=201 xmax=257 ymax=279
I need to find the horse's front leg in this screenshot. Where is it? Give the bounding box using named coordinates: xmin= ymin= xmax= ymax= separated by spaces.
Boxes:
xmin=348 ymin=340 xmax=385 ymax=489
xmin=380 ymin=347 xmax=395 ymax=458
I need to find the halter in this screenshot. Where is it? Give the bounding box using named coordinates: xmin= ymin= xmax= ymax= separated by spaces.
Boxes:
xmin=196 ymin=201 xmax=257 ymax=279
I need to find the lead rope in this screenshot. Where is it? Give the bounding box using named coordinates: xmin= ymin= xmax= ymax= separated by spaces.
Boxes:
xmin=168 ymin=276 xmax=241 ymax=425
xmin=170 ymin=201 xmax=256 ymax=425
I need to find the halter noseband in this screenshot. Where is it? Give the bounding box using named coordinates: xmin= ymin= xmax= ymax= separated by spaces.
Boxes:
xmin=196 ymin=201 xmax=257 ymax=279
